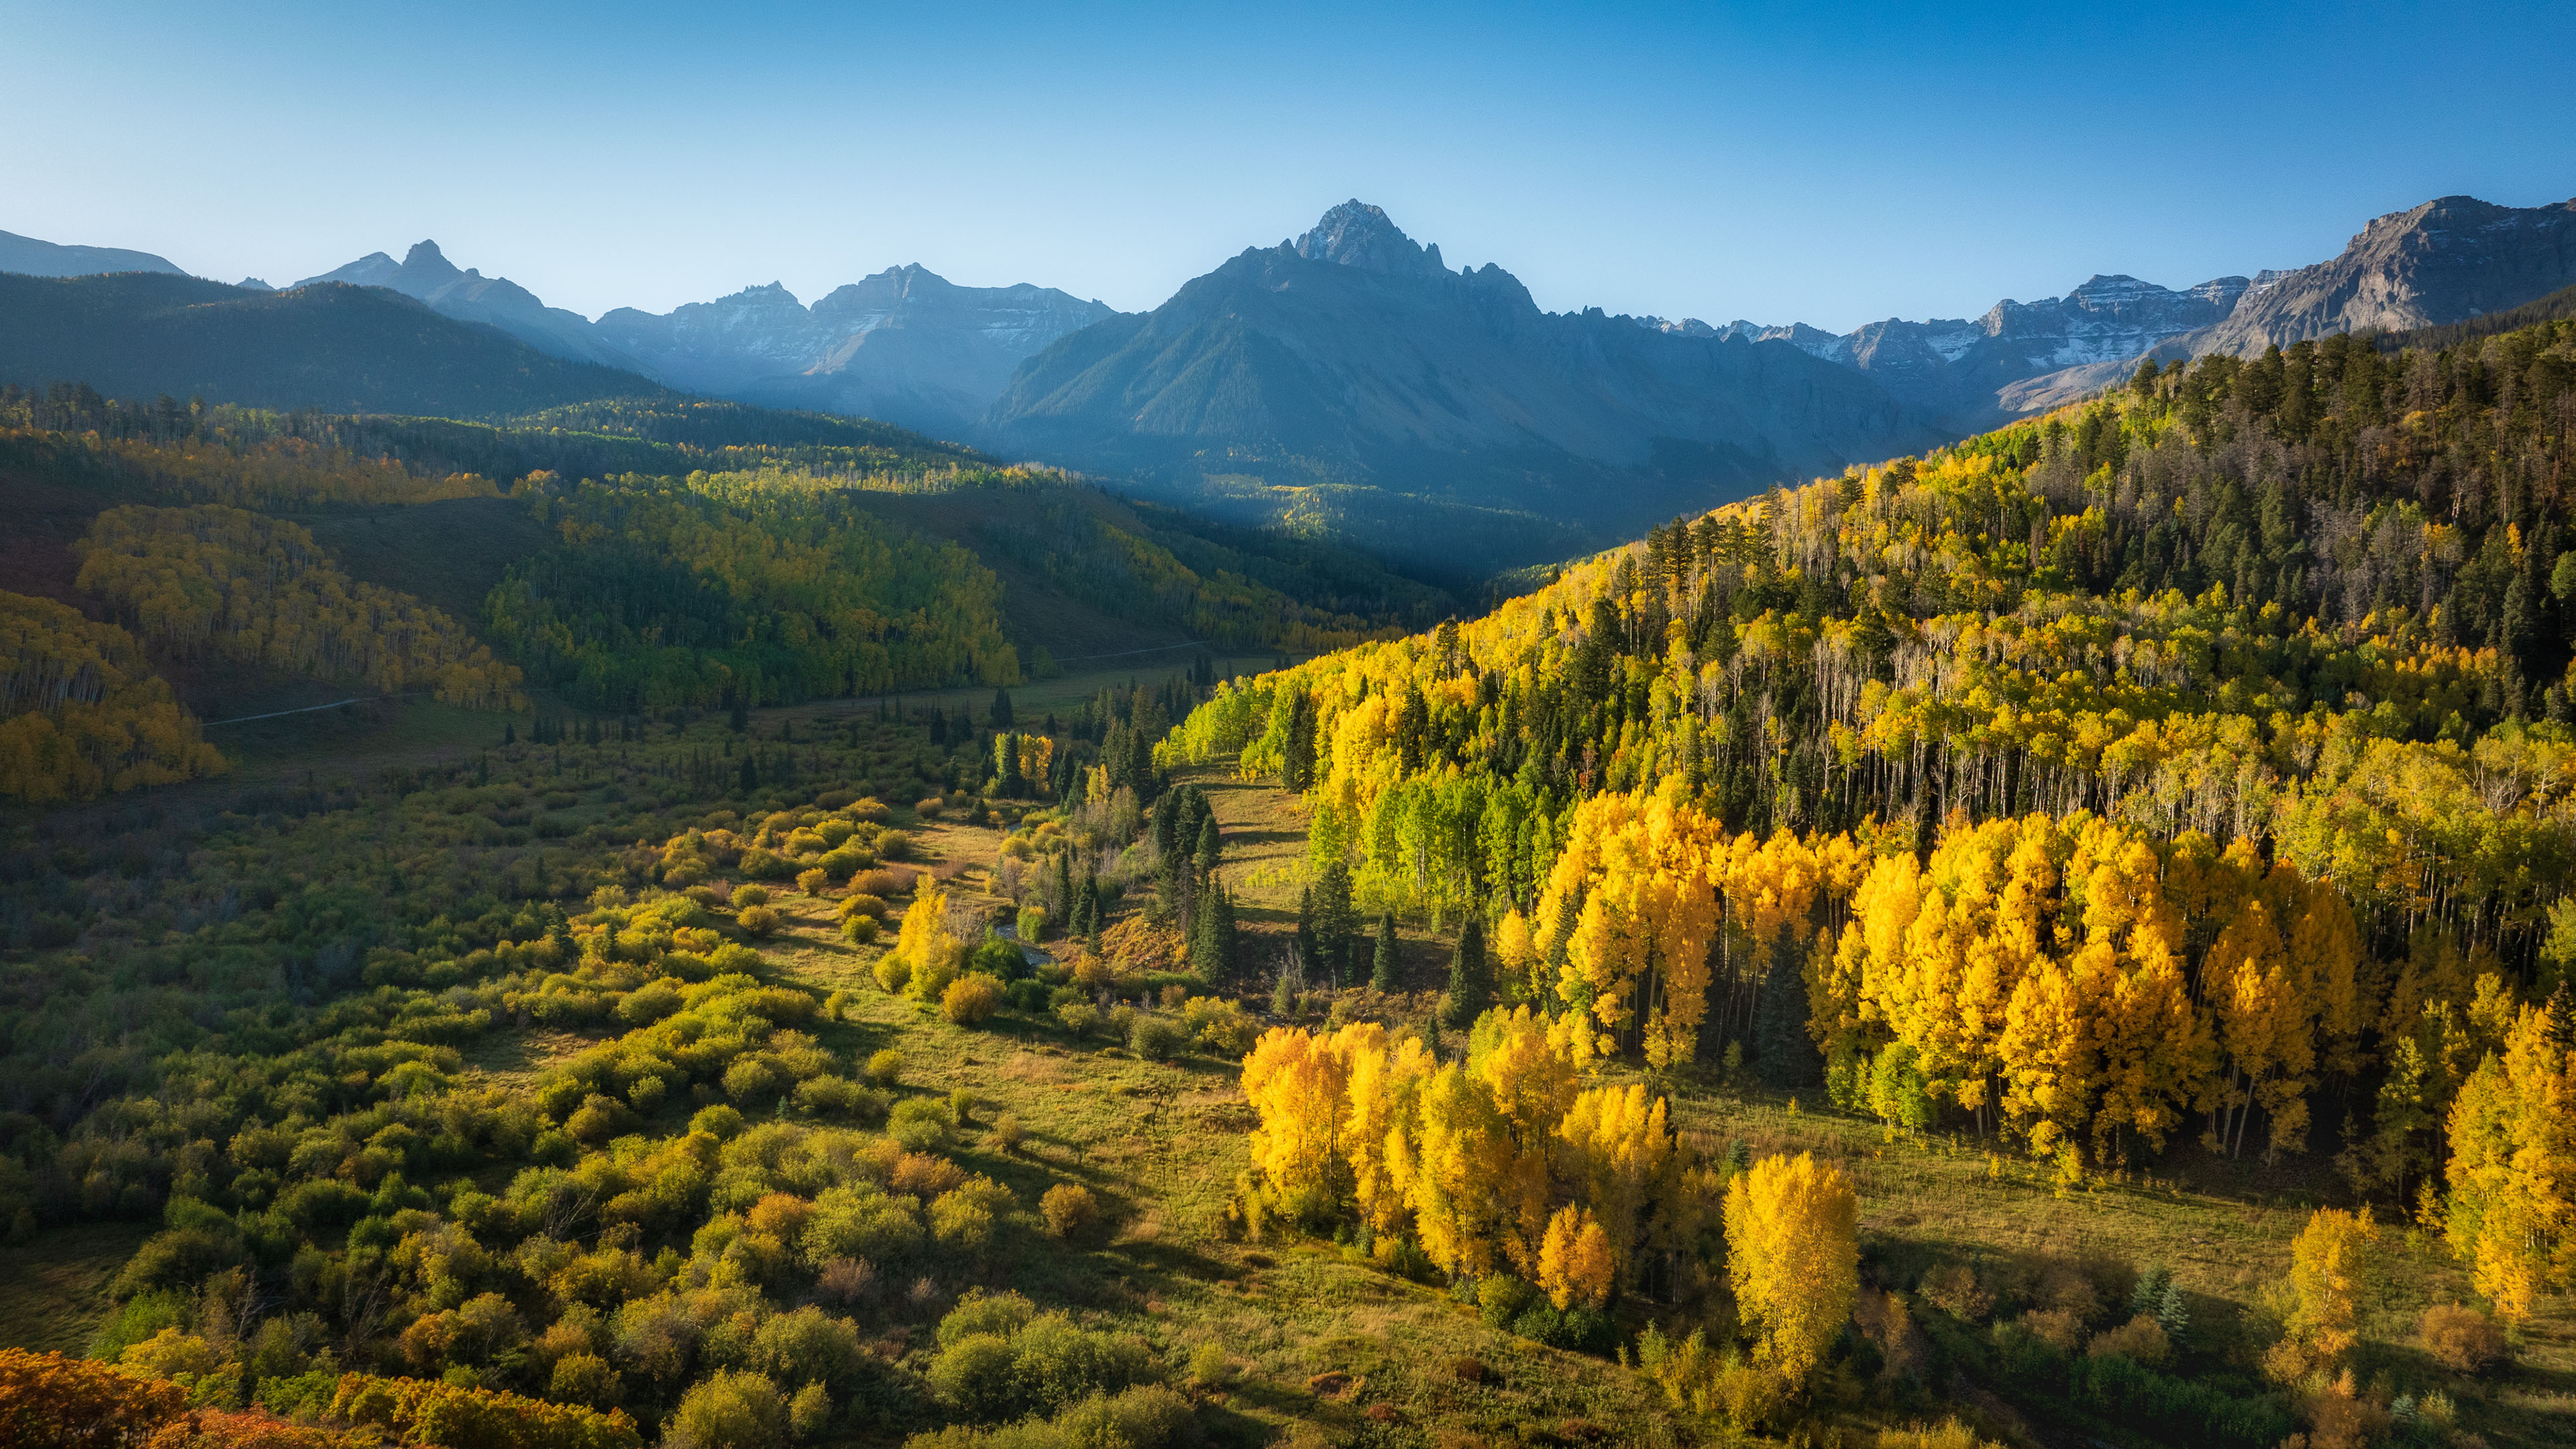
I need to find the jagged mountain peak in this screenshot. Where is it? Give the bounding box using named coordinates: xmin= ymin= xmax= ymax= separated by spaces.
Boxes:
xmin=1295 ymin=200 xmax=1446 ymax=276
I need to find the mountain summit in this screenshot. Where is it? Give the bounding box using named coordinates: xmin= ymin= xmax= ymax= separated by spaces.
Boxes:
xmin=985 ymin=201 xmax=1937 ymax=568
xmin=1294 ymin=200 xmax=1446 ymax=276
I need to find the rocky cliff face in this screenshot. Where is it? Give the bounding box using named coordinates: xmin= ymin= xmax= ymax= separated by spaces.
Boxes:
xmin=596 ymin=265 xmax=1120 ymax=437
xmin=2188 ymin=195 xmax=2576 ymax=355
xmin=985 ymin=201 xmax=1939 ymax=564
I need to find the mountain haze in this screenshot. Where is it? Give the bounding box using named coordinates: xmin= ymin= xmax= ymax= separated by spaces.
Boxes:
xmin=985 ymin=201 xmax=1939 ymax=568
xmin=0 ymin=272 xmax=674 ymax=417
xmin=0 ymin=228 xmax=184 ymax=279
xmin=292 ymin=241 xmax=641 ymax=370
xmin=594 ymin=266 xmax=1120 ymax=439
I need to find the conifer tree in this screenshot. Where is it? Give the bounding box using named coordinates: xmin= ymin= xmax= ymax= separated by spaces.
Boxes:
xmin=1371 ymin=911 xmax=1399 ymax=993
xmin=1757 ymin=926 xmax=1819 ymax=1090
xmin=1442 ymin=916 xmax=1490 ymax=1028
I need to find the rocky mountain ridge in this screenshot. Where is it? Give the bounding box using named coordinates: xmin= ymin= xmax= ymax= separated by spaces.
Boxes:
xmin=983 ymin=201 xmax=1941 ymax=568
xmin=0 ymin=229 xmax=183 ymax=279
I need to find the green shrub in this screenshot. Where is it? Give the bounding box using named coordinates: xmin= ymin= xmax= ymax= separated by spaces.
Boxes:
xmin=1127 ymin=1015 xmax=1185 ymax=1061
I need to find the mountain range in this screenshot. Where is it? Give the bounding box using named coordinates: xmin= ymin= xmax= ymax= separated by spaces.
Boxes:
xmin=7 ymin=190 xmax=2575 ymax=570
xmin=981 ymin=202 xmax=1935 ymax=557
xmin=1711 ymin=193 xmax=2576 ymax=427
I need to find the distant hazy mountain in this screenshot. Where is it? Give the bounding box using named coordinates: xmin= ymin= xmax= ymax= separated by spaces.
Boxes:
xmin=1703 ymin=274 xmax=2251 ymax=431
xmin=0 ymin=228 xmax=184 ymax=278
xmin=1721 ymin=193 xmax=2576 ymax=427
xmin=292 ymin=241 xmax=639 ymax=370
xmin=0 ymin=272 xmax=672 ymax=417
xmin=594 ymin=266 xmax=1120 ymax=439
xmin=984 ymin=201 xmax=1939 ymax=566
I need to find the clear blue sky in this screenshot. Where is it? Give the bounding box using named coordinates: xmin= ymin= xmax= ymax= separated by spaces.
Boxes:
xmin=6 ymin=1 xmax=2571 ymax=331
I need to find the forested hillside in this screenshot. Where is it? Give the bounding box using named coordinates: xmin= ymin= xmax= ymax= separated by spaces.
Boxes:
xmin=1155 ymin=319 xmax=2576 ymax=1444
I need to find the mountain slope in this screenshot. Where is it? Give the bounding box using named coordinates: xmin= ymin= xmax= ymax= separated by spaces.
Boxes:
xmin=293 ymin=240 xmax=641 ymax=370
xmin=594 ymin=265 xmax=1121 ymax=439
xmin=0 ymin=272 xmax=676 ymax=417
xmin=985 ymin=201 xmax=1938 ymax=568
xmin=0 ymin=228 xmax=184 ymax=278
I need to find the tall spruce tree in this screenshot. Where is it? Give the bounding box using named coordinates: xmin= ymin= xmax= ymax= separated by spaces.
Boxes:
xmin=1756 ymin=925 xmax=1821 ymax=1090
xmin=1440 ymin=916 xmax=1489 ymax=1028
xmin=1371 ymin=910 xmax=1399 ymax=993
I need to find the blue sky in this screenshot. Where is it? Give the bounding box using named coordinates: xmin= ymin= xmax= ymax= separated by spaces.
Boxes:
xmin=6 ymin=1 xmax=2571 ymax=331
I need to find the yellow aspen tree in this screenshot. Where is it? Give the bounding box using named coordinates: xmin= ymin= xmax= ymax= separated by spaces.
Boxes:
xmin=1405 ymin=1061 xmax=1516 ymax=1277
xmin=2287 ymin=876 xmax=2369 ymax=1083
xmin=893 ymin=885 xmax=963 ymax=999
xmin=1467 ymin=1006 xmax=1576 ymax=1270
xmin=1240 ymin=1028 xmax=1352 ymax=1205
xmin=1554 ymin=1083 xmax=1673 ymax=1281
xmin=2275 ymin=1207 xmax=2379 ymax=1379
xmin=2208 ymin=896 xmax=2316 ymax=1161
xmin=1723 ymin=1152 xmax=1859 ymax=1385
xmin=1822 ymin=850 xmax=1922 ymax=1069
xmin=1534 ymin=793 xmax=1723 ymax=1069
xmin=2440 ymin=999 xmax=2575 ymax=1324
xmin=1538 ymin=1205 xmax=1615 ymax=1310
xmin=1344 ymin=1028 xmax=1435 ymax=1236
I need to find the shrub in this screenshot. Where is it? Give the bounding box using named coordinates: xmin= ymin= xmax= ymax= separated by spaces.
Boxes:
xmin=1055 ymin=1002 xmax=1100 ymax=1038
xmin=913 ymin=800 xmax=944 ymax=820
xmin=926 ymin=1334 xmax=1018 ymax=1419
xmin=1128 ymin=1015 xmax=1186 ymax=1060
xmin=796 ymin=869 xmax=830 ymax=896
xmin=949 ymin=1087 xmax=977 ymax=1125
xmin=751 ymin=1307 xmax=865 ymax=1393
xmin=852 ymin=869 xmax=914 ymax=898
xmin=889 ymin=1097 xmax=951 ymax=1152
xmin=724 ymin=1057 xmax=790 ymax=1104
xmin=1016 ymin=906 xmax=1049 ymax=942
xmin=2087 ymin=1313 xmax=2171 ymax=1366
xmin=731 ymin=884 xmax=771 ymax=909
xmin=839 ymin=894 xmax=891 ymax=922
xmin=736 ymin=905 xmax=780 ymax=936
xmin=970 ymin=936 xmax=1026 ymax=981
xmin=1187 ymin=1342 xmax=1235 ymax=1389
xmin=1479 ymin=1275 xmax=1536 ymax=1331
xmin=842 ymin=916 xmax=881 ymax=945
xmin=793 ymin=1075 xmax=863 ymax=1115
xmin=876 ymin=830 xmax=917 ymax=861
xmin=691 ymin=1104 xmax=745 ymax=1138
xmin=1040 ymin=1184 xmax=1098 ymax=1240
xmin=943 ymin=973 xmax=1005 ymax=1025
xmin=990 ymin=1114 xmax=1024 ymax=1153
xmin=1053 ymin=1384 xmax=1192 ymax=1448
xmin=2419 ymin=1303 xmax=2507 ymax=1374
xmin=2019 ymin=1307 xmax=2085 ymax=1352
xmin=1181 ymin=996 xmax=1260 ymax=1057
xmin=664 ymin=1369 xmax=786 ymax=1449
xmin=1919 ymin=1263 xmax=1991 ymax=1322
xmin=550 ymin=1351 xmax=623 ymax=1408
xmin=817 ymin=1257 xmax=876 ymax=1305
xmin=872 ymin=953 xmax=911 ymax=993
xmin=863 ymin=1051 xmax=903 ymax=1088
xmin=1007 ymin=979 xmax=1053 ymax=1013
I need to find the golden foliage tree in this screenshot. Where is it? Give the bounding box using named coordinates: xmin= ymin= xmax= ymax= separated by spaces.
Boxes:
xmin=0 ymin=589 xmax=225 ymax=803
xmin=1723 ymin=1151 xmax=1859 ymax=1385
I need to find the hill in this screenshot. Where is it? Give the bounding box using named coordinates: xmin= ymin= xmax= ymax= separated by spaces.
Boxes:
xmin=0 ymin=227 xmax=184 ymax=278
xmin=0 ymin=272 xmax=677 ymax=417
xmin=985 ymin=201 xmax=1941 ymax=571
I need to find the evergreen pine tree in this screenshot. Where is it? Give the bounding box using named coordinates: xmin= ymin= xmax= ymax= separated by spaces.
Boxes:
xmin=739 ymin=755 xmax=759 ymax=794
xmin=1371 ymin=910 xmax=1399 ymax=993
xmin=2156 ymin=1280 xmax=2190 ymax=1346
xmin=991 ymin=687 xmax=1014 ymax=728
xmin=729 ymin=692 xmax=749 ymax=733
xmin=1756 ymin=926 xmax=1820 ymax=1090
xmin=1195 ymin=814 xmax=1222 ymax=879
xmin=1440 ymin=916 xmax=1489 ymax=1028
xmin=1191 ymin=885 xmax=1236 ymax=982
